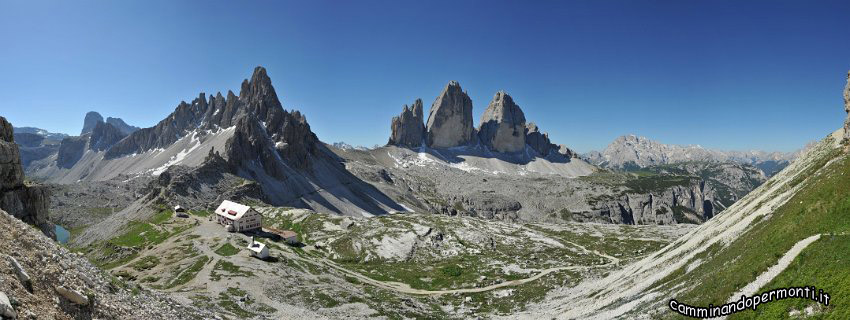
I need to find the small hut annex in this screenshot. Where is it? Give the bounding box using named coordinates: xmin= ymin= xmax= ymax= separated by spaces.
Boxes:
xmin=214 ymin=200 xmax=263 ymax=232
xmin=247 ymin=238 xmax=269 ymax=259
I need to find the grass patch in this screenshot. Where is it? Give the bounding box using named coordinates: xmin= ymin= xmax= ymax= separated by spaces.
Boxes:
xmin=165 ymin=255 xmax=209 ymax=288
xmin=214 ymin=243 xmax=240 ymax=256
xmin=729 ymin=235 xmax=850 ymax=319
xmin=656 ymin=143 xmax=849 ymax=318
xmin=130 ymin=255 xmax=160 ymax=271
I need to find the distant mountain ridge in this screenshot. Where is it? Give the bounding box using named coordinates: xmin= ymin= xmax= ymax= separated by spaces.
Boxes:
xmin=29 ymin=66 xmax=404 ymax=218
xmin=12 ymin=126 xmax=68 ymax=141
xmin=585 ymin=135 xmax=803 ymax=176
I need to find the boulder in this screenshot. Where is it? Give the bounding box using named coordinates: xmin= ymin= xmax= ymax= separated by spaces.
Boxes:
xmin=388 ymin=99 xmax=425 ymax=147
xmin=478 ymin=91 xmax=526 ymax=153
xmin=0 ymin=291 xmax=15 ymax=319
xmin=425 ymin=81 xmax=475 ymax=148
xmin=55 ymin=286 xmax=89 ymax=306
xmin=8 ymin=255 xmax=32 ymax=292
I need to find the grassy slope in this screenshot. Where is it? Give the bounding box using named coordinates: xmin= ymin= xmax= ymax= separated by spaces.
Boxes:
xmin=653 ymin=142 xmax=849 ymax=319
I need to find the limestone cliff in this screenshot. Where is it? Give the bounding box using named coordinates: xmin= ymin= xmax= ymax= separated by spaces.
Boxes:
xmin=425 ymin=81 xmax=475 ymax=148
xmin=0 ymin=116 xmax=53 ymax=238
xmin=478 ymin=91 xmax=526 ymax=153
xmin=388 ymin=99 xmax=425 ymax=147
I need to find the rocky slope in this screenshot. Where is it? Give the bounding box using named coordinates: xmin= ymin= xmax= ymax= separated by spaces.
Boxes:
xmin=333 ymin=144 xmax=726 ymax=225
xmin=425 ymin=81 xmax=475 ymax=148
xmin=0 ymin=209 xmax=212 ymax=320
xmin=585 ymin=134 xmax=799 ymax=176
xmin=478 ymin=91 xmax=526 ymax=153
xmin=0 ymin=116 xmax=53 ymax=238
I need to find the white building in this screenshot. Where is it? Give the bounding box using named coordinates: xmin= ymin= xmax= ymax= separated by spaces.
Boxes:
xmin=214 ymin=200 xmax=263 ymax=232
xmin=247 ymin=238 xmax=269 ymax=259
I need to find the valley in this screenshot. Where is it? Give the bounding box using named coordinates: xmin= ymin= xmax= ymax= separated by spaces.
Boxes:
xmin=2 ymin=65 xmax=848 ymax=319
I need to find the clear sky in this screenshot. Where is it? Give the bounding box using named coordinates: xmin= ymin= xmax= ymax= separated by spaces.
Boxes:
xmin=2 ymin=0 xmax=849 ymax=153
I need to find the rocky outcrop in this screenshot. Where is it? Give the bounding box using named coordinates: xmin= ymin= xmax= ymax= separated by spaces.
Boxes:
xmin=56 ymin=136 xmax=87 ymax=169
xmin=525 ymin=122 xmax=561 ymax=156
xmin=388 ymin=99 xmax=425 ymax=147
xmin=0 ymin=117 xmax=53 ymax=238
xmin=80 ymin=111 xmax=104 ymax=135
xmin=425 ymin=81 xmax=475 ymax=148
xmin=581 ymin=180 xmax=718 ymax=225
xmin=844 ymin=70 xmax=850 ymax=141
xmin=105 ymin=117 xmax=140 ymax=135
xmin=478 ymin=91 xmax=526 ymax=153
xmin=89 ymin=122 xmax=126 ymax=152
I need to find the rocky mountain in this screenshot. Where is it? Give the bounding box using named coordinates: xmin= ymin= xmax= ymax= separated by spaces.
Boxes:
xmin=388 ymin=82 xmax=577 ymax=159
xmin=388 ymin=99 xmax=425 ymax=147
xmin=105 ymin=117 xmax=140 ymax=135
xmin=31 ymin=66 xmax=404 ymax=218
xmin=80 ymin=111 xmax=104 ymax=134
xmin=81 ymin=112 xmax=140 ymax=136
xmin=13 ymin=133 xmax=59 ymax=168
xmin=478 ymin=91 xmax=526 ymax=153
xmin=425 ymin=81 xmax=475 ymax=148
xmin=330 ymin=142 xmax=369 ymax=151
xmin=12 ymin=127 xmax=68 ymax=141
xmin=0 ymin=116 xmax=53 ymax=238
xmin=585 ymin=135 xmax=799 ymax=176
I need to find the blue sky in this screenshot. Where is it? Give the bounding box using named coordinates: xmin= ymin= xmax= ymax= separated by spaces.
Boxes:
xmin=1 ymin=0 xmax=849 ymax=153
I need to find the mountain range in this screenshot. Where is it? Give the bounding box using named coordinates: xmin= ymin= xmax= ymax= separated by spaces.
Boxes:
xmin=585 ymin=134 xmax=803 ymax=177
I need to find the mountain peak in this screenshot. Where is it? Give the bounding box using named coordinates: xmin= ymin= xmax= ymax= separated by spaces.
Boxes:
xmin=479 ymin=90 xmax=526 ymax=153
xmin=81 ymin=111 xmax=104 ymax=134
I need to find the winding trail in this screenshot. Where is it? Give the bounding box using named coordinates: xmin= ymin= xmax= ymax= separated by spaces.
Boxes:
xmin=290 ymin=234 xmax=619 ymax=296
xmin=727 ymin=233 xmax=822 ymax=302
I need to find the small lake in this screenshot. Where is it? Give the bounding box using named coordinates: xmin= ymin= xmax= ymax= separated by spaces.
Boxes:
xmin=55 ymin=224 xmax=70 ymax=244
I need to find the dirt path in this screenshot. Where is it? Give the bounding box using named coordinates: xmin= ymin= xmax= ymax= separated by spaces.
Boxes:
xmin=293 ymin=244 xmax=614 ymax=296
xmin=727 ymin=234 xmax=822 ymax=301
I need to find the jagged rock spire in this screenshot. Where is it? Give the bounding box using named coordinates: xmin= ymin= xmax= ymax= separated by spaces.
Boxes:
xmin=388 ymin=99 xmax=425 ymax=147
xmin=425 ymin=81 xmax=475 ymax=148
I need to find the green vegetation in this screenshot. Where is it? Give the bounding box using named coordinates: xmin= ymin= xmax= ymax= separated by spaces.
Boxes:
xmin=654 ymin=142 xmax=849 ymax=319
xmin=130 ymin=256 xmax=160 ymax=271
xmin=214 ymin=243 xmax=240 ymax=256
xmin=165 ymin=255 xmax=209 ymax=288
xmin=210 ymin=260 xmax=254 ymax=281
xmin=188 ymin=210 xmax=211 ymax=217
xmin=730 ymin=235 xmax=850 ymax=319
